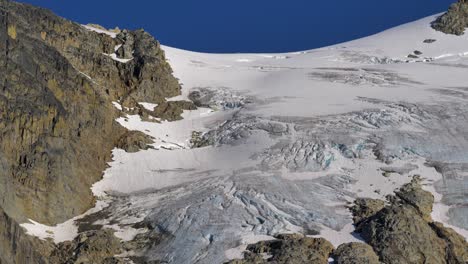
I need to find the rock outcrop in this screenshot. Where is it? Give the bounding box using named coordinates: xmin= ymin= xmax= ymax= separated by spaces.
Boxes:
xmin=333 ymin=242 xmax=380 ymax=264
xmin=228 ymin=234 xmax=334 ymax=264
xmin=350 ymin=198 xmax=385 ymax=225
xmin=432 ymin=0 xmax=468 ymax=35
xmin=0 ymin=0 xmax=181 ymax=262
xmin=116 ymin=130 xmax=155 ymax=153
xmin=353 ymin=178 xmax=468 ymax=264
xmin=231 ymin=178 xmax=467 ymax=264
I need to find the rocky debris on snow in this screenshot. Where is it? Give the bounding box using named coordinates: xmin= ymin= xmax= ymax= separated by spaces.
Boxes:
xmin=432 ymin=0 xmax=468 ymax=35
xmin=353 ymin=177 xmax=468 ymax=264
xmin=227 ymin=234 xmax=334 ymax=264
xmin=333 ymin=242 xmax=380 ymax=264
xmin=190 ymin=131 xmax=211 ymax=148
xmin=423 ymin=38 xmax=437 ymax=43
xmin=116 ymin=131 xmax=155 ymax=153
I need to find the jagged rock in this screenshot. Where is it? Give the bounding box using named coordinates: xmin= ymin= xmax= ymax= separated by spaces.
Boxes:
xmin=358 ymin=204 xmax=448 ymax=264
xmin=50 ymin=229 xmax=123 ymax=264
xmin=352 ymin=178 xmax=467 ymax=264
xmin=116 ymin=131 xmax=154 ymax=153
xmin=227 ymin=234 xmax=334 ymax=264
xmin=115 ymin=30 xmax=134 ymax=60
xmin=394 ymin=177 xmax=434 ymax=221
xmin=333 ymin=242 xmax=380 ymax=264
xmin=350 ymin=198 xmax=385 ymax=225
xmin=0 ymin=0 xmax=181 ymax=262
xmin=432 ymin=0 xmax=468 ymax=35
xmin=430 ymin=222 xmax=468 ymax=263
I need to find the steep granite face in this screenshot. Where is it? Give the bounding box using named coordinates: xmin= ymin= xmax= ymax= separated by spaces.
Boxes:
xmin=0 ymin=0 xmax=181 ymax=262
xmin=432 ymin=0 xmax=468 ymax=35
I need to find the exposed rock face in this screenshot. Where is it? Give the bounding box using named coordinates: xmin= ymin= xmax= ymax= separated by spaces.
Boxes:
xmin=228 ymin=234 xmax=334 ymax=264
xmin=432 ymin=0 xmax=468 ymax=35
xmin=350 ymin=198 xmax=385 ymax=225
xmin=430 ymin=222 xmax=468 ymax=264
xmin=0 ymin=0 xmax=180 ymax=262
xmin=333 ymin=242 xmax=380 ymax=264
xmin=49 ymin=230 xmax=123 ymax=264
xmin=394 ymin=176 xmax=434 ymax=221
xmin=353 ymin=178 xmax=468 ymax=264
xmin=0 ymin=207 xmax=52 ymax=263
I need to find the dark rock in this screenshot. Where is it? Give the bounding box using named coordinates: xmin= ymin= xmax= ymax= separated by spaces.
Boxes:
xmin=407 ymin=54 xmax=419 ymax=59
xmin=432 ymin=0 xmax=468 ymax=35
xmin=423 ymin=39 xmax=437 ymax=43
xmin=333 ymin=242 xmax=380 ymax=264
xmin=413 ymin=50 xmax=423 ymax=55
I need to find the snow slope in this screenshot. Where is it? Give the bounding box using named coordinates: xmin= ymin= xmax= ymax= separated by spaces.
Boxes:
xmin=22 ymin=14 xmax=468 ymax=263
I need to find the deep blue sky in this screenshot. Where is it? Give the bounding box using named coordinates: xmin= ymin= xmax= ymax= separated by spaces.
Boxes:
xmin=20 ymin=0 xmax=455 ymax=53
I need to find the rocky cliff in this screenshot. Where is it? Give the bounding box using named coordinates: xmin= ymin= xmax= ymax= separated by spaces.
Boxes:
xmin=0 ymin=0 xmax=180 ymax=262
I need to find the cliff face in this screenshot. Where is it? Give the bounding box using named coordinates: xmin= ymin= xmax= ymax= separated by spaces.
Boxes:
xmin=0 ymin=0 xmax=180 ymax=262
xmin=432 ymin=0 xmax=468 ymax=35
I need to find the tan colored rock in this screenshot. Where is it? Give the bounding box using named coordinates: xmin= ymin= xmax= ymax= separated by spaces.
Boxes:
xmin=353 ymin=177 xmax=467 ymax=264
xmin=395 ymin=177 xmax=434 ymax=221
xmin=116 ymin=130 xmax=155 ymax=153
xmin=228 ymin=234 xmax=334 ymax=264
xmin=350 ymin=198 xmax=385 ymax=225
xmin=333 ymin=242 xmax=380 ymax=264
xmin=430 ymin=222 xmax=468 ymax=264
